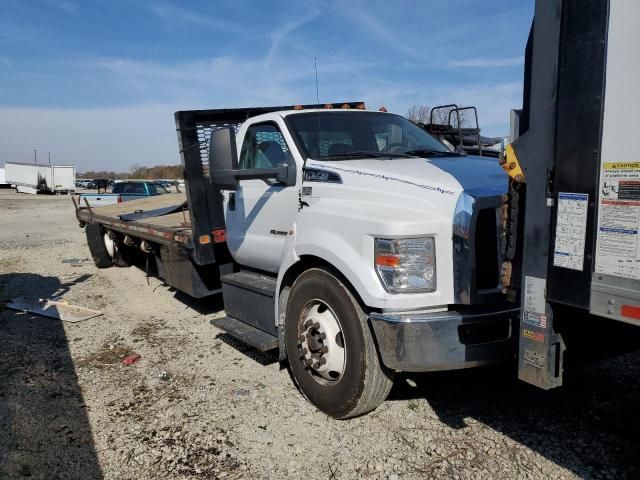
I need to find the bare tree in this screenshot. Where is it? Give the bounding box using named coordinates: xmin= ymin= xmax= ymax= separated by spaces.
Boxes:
xmin=405 ymin=105 xmax=431 ymax=124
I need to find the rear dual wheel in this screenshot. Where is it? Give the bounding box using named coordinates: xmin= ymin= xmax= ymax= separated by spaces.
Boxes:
xmin=85 ymin=223 xmax=134 ymax=268
xmin=285 ymin=268 xmax=394 ymax=419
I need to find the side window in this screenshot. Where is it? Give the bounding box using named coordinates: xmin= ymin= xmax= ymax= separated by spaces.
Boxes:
xmin=148 ymin=184 xmax=158 ymax=195
xmin=239 ymin=123 xmax=291 ymax=169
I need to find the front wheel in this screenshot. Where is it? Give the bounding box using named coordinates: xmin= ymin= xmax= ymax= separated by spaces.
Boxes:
xmin=285 ymin=268 xmax=393 ymax=419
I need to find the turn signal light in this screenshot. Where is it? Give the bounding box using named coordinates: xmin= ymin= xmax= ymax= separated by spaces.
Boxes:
xmin=375 ymin=254 xmax=400 ymax=268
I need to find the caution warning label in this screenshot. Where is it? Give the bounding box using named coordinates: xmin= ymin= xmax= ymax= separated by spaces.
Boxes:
xmin=596 ymin=162 xmax=640 ymax=280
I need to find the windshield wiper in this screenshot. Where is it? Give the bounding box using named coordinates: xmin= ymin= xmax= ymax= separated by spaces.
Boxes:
xmin=404 ymin=149 xmax=462 ymax=157
xmin=321 ymin=151 xmax=412 ymax=160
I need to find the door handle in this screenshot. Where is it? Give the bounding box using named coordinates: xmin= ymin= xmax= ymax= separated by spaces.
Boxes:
xmin=229 ymin=192 xmax=236 ymax=211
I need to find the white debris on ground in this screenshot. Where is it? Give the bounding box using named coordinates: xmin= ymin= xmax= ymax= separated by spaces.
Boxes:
xmin=0 ymin=190 xmax=638 ymax=479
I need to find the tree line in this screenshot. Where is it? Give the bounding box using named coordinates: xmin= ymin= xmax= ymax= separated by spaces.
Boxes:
xmin=78 ymin=164 xmax=183 ymax=179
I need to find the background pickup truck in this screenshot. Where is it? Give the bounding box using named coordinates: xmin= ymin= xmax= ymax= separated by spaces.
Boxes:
xmin=77 ymin=181 xmax=169 ymax=207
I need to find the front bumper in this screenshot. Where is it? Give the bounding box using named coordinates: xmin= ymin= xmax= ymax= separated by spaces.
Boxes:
xmin=370 ymin=305 xmax=519 ymax=372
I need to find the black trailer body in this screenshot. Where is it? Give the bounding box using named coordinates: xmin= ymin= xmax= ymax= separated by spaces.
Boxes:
xmin=509 ymin=0 xmax=640 ymax=389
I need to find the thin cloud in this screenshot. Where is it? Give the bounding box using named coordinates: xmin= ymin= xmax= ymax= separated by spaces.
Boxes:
xmin=149 ymin=4 xmax=244 ymax=33
xmin=57 ymin=2 xmax=78 ymax=14
xmin=265 ymin=11 xmax=320 ymax=70
xmin=449 ymin=56 xmax=524 ymax=68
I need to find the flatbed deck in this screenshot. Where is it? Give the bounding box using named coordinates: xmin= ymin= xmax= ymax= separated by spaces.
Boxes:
xmin=76 ymin=193 xmax=193 ymax=246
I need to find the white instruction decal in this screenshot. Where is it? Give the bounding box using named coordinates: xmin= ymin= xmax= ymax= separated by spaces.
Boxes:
xmin=523 ymin=349 xmax=545 ymax=369
xmin=596 ymin=162 xmax=640 ymax=280
xmin=523 ymin=276 xmax=546 ymax=328
xmin=553 ymin=193 xmax=589 ymax=271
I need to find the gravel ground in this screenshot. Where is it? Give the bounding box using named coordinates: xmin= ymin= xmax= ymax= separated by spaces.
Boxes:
xmin=0 ymin=189 xmax=639 ymax=479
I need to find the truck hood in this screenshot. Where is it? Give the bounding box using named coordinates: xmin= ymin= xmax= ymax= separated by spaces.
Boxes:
xmin=307 ymin=155 xmax=508 ymax=200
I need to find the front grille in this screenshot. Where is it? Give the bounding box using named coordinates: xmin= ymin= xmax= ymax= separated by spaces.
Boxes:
xmin=452 ymin=194 xmax=504 ymax=305
xmin=475 ymin=208 xmax=500 ymax=290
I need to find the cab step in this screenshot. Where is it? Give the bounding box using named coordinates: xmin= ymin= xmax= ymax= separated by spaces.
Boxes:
xmin=212 ymin=315 xmax=278 ymax=351
xmin=220 ymin=270 xmax=277 ymax=336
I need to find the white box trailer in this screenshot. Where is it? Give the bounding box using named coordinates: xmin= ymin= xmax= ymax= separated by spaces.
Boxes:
xmin=5 ymin=162 xmax=75 ymax=194
xmin=0 ymin=167 xmax=9 ymax=186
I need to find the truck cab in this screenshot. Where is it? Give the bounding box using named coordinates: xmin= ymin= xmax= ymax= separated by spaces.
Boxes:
xmin=203 ymin=106 xmax=517 ymax=417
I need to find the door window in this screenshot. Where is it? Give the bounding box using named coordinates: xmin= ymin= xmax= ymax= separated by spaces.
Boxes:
xmin=239 ymin=123 xmax=292 ymax=169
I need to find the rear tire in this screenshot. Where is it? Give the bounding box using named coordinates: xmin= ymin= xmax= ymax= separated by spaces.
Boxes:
xmin=85 ymin=223 xmax=113 ymax=268
xmin=285 ymin=268 xmax=393 ymax=419
xmin=85 ymin=224 xmax=133 ymax=268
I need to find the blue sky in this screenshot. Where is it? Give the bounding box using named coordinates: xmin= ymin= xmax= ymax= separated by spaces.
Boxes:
xmin=0 ymin=0 xmax=533 ymax=171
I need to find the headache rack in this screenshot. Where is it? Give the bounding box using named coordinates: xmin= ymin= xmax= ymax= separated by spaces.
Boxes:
xmin=422 ymin=104 xmax=504 ymax=158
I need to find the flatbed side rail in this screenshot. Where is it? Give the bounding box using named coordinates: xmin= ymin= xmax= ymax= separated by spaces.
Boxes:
xmin=76 ymin=209 xmax=192 ymax=248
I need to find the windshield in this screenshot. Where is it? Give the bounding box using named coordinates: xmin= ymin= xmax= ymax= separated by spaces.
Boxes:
xmin=287 ymin=111 xmax=452 ymax=160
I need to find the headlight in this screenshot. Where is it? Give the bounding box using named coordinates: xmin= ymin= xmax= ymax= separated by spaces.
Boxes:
xmin=375 ymin=237 xmax=436 ymax=293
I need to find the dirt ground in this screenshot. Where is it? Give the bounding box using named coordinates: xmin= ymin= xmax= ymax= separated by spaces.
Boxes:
xmin=1 ymin=189 xmax=639 ymax=479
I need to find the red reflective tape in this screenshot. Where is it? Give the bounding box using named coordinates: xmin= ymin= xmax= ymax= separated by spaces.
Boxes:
xmin=621 ymin=305 xmax=640 ymax=321
xmin=212 ymin=229 xmax=227 ymax=243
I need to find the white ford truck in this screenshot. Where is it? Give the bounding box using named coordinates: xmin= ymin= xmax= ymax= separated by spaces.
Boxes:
xmin=75 ymin=102 xmax=516 ymax=418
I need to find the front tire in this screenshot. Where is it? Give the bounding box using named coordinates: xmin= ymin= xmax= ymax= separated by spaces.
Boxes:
xmin=285 ymin=268 xmax=393 ymax=419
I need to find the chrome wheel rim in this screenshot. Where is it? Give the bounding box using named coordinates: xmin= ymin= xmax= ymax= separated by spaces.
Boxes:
xmin=298 ymin=299 xmax=346 ymax=382
xmin=103 ymin=232 xmax=115 ymax=258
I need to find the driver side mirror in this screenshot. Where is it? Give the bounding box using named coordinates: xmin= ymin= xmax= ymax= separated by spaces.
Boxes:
xmin=209 ymin=127 xmax=240 ymax=190
xmin=209 ymin=127 xmax=290 ymax=190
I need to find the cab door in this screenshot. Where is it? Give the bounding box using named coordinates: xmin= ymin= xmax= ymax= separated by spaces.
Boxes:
xmin=222 ymin=121 xmax=299 ymax=273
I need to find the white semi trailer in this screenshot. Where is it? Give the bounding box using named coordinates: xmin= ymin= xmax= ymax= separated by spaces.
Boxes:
xmin=0 ymin=167 xmax=9 ymax=187
xmin=5 ymin=162 xmax=75 ymax=194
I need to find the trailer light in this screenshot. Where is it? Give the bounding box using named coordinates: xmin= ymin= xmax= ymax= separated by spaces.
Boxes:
xmin=294 ymin=105 xmax=304 ymax=110
xmin=375 ymin=237 xmax=436 ymax=293
xmin=341 ymin=103 xmax=350 ymax=109
xmin=621 ymin=305 xmax=640 ymax=321
xmin=324 ymin=104 xmax=334 ymax=109
xmin=212 ymin=229 xmax=226 ymax=243
xmin=199 ymin=234 xmax=211 ymax=245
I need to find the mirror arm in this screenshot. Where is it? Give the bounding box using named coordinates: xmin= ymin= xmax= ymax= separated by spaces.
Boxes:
xmin=230 ymin=165 xmax=288 ymax=182
xmin=210 ymin=165 xmax=289 ymax=190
